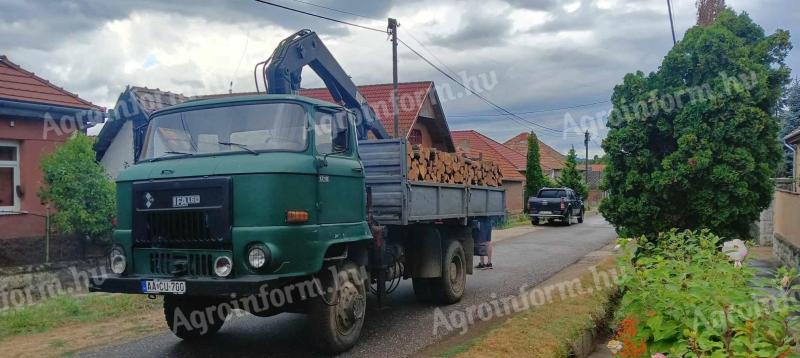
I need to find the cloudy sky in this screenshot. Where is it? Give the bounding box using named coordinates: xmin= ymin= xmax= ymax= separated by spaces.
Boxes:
xmin=2 ymin=0 xmax=798 ymax=156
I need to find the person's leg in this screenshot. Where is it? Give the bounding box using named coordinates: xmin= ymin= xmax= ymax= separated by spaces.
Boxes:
xmin=487 ymin=242 xmax=492 ymax=264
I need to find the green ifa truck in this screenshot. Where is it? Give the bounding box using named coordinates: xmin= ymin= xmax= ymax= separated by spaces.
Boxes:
xmin=90 ymin=30 xmax=505 ymax=353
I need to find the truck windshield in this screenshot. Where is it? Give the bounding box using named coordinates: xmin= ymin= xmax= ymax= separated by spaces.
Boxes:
xmin=140 ymin=103 xmax=308 ymax=161
xmin=538 ymin=190 xmax=566 ymax=198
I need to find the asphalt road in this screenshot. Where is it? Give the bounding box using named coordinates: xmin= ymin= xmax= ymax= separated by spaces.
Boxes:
xmin=79 ymin=215 xmax=616 ymax=358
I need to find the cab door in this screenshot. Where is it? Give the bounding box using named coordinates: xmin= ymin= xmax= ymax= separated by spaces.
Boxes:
xmin=314 ymin=109 xmax=365 ymax=225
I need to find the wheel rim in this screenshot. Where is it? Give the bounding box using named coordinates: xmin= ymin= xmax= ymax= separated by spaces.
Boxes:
xmin=448 ymin=254 xmax=465 ymax=294
xmin=335 ymin=280 xmax=365 ymax=336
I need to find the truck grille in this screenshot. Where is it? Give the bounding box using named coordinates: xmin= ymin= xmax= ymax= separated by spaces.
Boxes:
xmin=132 ymin=177 xmax=231 ymax=249
xmin=148 ymin=252 xmax=214 ymax=276
xmin=138 ymin=211 xmax=214 ymax=246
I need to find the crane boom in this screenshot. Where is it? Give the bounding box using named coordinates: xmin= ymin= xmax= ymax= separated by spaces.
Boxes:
xmin=264 ymin=29 xmax=389 ymax=140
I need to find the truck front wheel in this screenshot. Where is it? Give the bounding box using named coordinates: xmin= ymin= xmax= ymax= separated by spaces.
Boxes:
xmin=308 ymin=261 xmax=367 ymax=354
xmin=163 ymin=296 xmax=228 ymax=340
xmin=430 ymin=240 xmax=466 ymax=304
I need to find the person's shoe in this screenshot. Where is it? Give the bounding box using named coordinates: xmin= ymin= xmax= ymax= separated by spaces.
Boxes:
xmin=476 ymin=262 xmax=486 ymax=269
xmin=485 ymin=263 xmax=493 ymax=269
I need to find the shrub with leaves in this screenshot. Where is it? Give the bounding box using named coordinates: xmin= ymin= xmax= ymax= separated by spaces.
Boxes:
xmin=614 ymin=230 xmax=799 ymax=357
xmin=39 ymin=133 xmax=116 ymax=242
xmin=600 ymin=9 xmax=791 ymax=239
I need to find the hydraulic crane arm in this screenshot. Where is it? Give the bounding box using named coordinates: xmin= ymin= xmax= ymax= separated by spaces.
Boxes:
xmin=262 ymin=29 xmax=389 ymax=140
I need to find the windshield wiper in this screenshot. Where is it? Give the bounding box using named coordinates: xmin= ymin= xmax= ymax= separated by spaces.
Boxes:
xmin=218 ymin=141 xmax=259 ymax=155
xmin=149 ymin=151 xmax=194 ymax=162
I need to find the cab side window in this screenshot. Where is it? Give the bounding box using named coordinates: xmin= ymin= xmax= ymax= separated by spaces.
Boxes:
xmin=314 ymin=110 xmax=350 ymax=155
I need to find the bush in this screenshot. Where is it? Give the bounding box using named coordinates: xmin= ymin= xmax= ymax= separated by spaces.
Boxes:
xmin=612 ymin=230 xmax=799 ymax=357
xmin=39 ymin=133 xmax=116 ymax=243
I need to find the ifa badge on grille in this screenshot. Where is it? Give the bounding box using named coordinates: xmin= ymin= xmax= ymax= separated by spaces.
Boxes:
xmin=144 ymin=192 xmax=154 ymax=208
xmin=172 ymin=195 xmax=201 ymax=208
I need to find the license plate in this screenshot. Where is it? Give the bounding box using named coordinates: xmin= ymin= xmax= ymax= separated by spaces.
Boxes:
xmin=539 ymin=211 xmax=552 ymax=215
xmin=141 ymin=280 xmax=186 ymax=294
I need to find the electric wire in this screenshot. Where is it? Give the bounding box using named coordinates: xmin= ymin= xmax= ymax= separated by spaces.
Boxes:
xmin=253 ymin=0 xmax=387 ymax=33
xmin=251 ymin=0 xmax=591 ymax=137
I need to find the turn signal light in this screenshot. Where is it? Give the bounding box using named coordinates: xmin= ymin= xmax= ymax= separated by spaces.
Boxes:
xmin=286 ymin=210 xmax=309 ymax=224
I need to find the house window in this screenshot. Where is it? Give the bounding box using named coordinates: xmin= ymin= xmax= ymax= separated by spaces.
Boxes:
xmin=408 ymin=129 xmax=423 ymax=145
xmin=0 ymin=140 xmax=20 ymax=212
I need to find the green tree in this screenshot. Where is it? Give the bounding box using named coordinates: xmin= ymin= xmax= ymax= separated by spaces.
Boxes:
xmin=524 ymin=132 xmax=550 ymax=208
xmin=39 ymin=133 xmax=116 ymax=246
xmin=779 ymin=79 xmax=800 ymax=175
xmin=557 ymin=147 xmax=588 ymax=199
xmin=600 ymin=9 xmax=791 ymax=239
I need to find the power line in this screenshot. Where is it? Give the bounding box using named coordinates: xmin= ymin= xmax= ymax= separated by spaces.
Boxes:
xmin=287 ymin=0 xmax=379 ymax=20
xmin=449 ymin=99 xmax=611 ymax=117
xmin=252 ymin=0 xmax=386 ymax=33
xmin=252 ymin=0 xmax=575 ymax=135
xmin=397 ymin=38 xmax=566 ymax=134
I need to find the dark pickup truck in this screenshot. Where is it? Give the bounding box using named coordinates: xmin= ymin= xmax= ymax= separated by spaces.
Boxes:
xmin=527 ymin=187 xmax=584 ymax=226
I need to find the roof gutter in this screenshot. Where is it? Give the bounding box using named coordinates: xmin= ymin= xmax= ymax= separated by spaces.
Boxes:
xmin=0 ymin=98 xmax=105 ymax=127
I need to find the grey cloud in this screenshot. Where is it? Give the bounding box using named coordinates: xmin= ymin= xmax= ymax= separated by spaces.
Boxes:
xmin=428 ymin=8 xmax=514 ymax=49
xmin=0 ymin=0 xmax=397 ymax=51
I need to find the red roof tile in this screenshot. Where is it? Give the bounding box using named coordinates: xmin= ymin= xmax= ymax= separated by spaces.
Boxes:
xmin=0 ymin=55 xmax=103 ymax=110
xmin=451 ymin=130 xmax=525 ymax=181
xmin=588 ymin=164 xmax=606 ymax=172
xmin=503 ymin=132 xmax=566 ymax=171
xmin=299 ymin=81 xmax=432 ymax=137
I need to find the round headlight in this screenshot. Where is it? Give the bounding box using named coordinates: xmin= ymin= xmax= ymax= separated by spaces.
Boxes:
xmin=214 ymin=256 xmax=233 ymax=277
xmin=109 ymin=247 xmax=126 ymax=275
xmin=248 ymin=246 xmax=267 ymax=269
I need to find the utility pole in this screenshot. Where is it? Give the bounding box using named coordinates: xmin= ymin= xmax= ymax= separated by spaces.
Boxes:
xmin=667 ymin=0 xmax=677 ymax=45
xmin=388 ymin=18 xmax=399 ymax=138
xmin=584 ymin=130 xmax=590 ymax=185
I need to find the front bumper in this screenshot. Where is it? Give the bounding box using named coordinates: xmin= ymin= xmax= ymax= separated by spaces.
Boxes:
xmin=89 ymin=274 xmax=303 ymax=297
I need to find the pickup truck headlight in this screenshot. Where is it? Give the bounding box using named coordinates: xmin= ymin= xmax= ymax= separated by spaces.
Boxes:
xmin=109 ymin=247 xmax=127 ymax=275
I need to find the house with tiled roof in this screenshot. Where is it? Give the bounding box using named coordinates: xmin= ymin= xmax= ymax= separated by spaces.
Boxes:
xmin=451 ymin=130 xmax=526 ymax=213
xmin=0 ymin=55 xmax=105 ymax=245
xmin=96 ymin=81 xmax=455 ymax=178
xmin=503 ymin=132 xmax=566 ymax=179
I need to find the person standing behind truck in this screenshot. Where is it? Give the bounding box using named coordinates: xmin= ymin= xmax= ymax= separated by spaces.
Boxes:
xmin=473 ymin=217 xmax=493 ymax=269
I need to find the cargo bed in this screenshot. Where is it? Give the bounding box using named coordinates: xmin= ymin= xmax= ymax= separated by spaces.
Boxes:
xmin=359 ymin=139 xmax=506 ymax=225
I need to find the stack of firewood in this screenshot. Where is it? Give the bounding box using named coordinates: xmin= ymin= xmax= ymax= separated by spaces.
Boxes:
xmin=405 ymin=143 xmax=503 ymax=187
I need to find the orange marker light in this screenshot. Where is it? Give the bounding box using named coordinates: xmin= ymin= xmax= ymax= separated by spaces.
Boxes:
xmin=286 ymin=210 xmax=309 ymax=224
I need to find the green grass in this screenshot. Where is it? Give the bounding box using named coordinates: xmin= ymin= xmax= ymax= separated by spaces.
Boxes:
xmin=444 ymin=258 xmax=618 ymax=358
xmin=0 ymin=294 xmax=160 ymax=341
xmin=497 ymin=214 xmax=530 ymax=229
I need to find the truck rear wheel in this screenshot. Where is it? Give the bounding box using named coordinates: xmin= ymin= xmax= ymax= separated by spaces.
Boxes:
xmin=430 ymin=240 xmax=466 ymax=304
xmin=308 ymin=261 xmax=367 ymax=354
xmin=163 ymin=296 xmax=228 ymax=340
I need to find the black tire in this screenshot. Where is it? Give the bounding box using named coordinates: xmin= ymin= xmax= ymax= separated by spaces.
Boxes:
xmin=577 ymin=209 xmax=584 ymax=224
xmin=412 ymin=277 xmax=434 ymax=303
xmin=308 ymin=261 xmax=367 ymax=354
xmin=430 ymin=240 xmax=467 ymax=304
xmin=563 ymin=210 xmax=572 ymax=226
xmin=531 ymin=217 xmax=540 ymax=226
xmin=164 ymin=296 xmax=227 ymax=340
